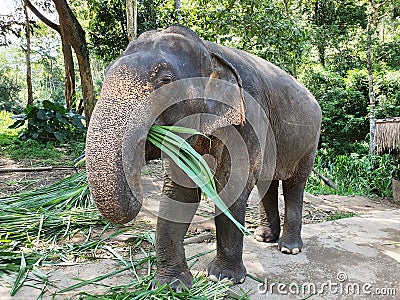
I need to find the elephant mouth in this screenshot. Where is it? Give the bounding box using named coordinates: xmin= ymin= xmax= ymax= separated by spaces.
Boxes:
xmin=144 ymin=139 xmax=161 ymax=161
xmin=144 ymin=123 xmax=211 ymax=162
xmin=86 ymin=77 xmax=246 ymax=225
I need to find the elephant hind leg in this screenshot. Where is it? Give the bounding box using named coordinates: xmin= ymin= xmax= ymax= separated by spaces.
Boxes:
xmin=279 ymin=151 xmax=316 ymax=255
xmin=254 ymin=180 xmax=280 ymax=243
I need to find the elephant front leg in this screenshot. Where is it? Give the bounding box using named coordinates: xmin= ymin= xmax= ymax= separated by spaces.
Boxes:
xmin=207 ymin=195 xmax=247 ymax=284
xmin=154 ymin=161 xmax=200 ymax=291
xmin=207 ymin=159 xmax=254 ymax=284
xmin=255 ymin=180 xmax=280 ymax=243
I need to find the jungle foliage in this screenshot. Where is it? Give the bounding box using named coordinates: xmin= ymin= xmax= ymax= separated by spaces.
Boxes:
xmin=1 ymin=0 xmax=400 ymax=197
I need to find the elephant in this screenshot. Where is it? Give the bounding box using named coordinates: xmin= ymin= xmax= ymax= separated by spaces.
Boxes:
xmin=86 ymin=26 xmax=322 ymax=290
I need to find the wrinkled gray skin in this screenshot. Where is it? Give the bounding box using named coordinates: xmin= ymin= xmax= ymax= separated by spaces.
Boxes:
xmin=86 ymin=26 xmax=321 ymax=290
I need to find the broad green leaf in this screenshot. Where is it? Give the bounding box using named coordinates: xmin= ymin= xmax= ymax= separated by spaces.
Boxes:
xmin=70 ymin=117 xmax=85 ymax=128
xmin=42 ymin=100 xmax=58 ymax=111
xmin=55 ymin=111 xmax=68 ymax=124
xmin=37 ymin=109 xmax=51 ymax=121
xmin=54 ymin=131 xmax=66 ymax=142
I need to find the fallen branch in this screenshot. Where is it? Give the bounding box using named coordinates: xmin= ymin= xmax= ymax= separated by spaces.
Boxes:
xmin=0 ymin=166 xmax=76 ymax=173
xmin=183 ymin=232 xmax=213 ymax=245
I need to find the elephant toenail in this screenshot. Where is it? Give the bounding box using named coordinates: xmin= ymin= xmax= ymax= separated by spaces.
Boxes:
xmin=280 ymin=246 xmax=291 ymax=254
xmin=209 ymin=274 xmax=219 ymax=283
xmin=255 ymin=235 xmax=264 ymax=242
xmin=292 ymin=248 xmax=300 ymax=254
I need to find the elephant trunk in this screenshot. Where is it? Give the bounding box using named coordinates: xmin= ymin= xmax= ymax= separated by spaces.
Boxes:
xmin=86 ymin=63 xmax=151 ymax=224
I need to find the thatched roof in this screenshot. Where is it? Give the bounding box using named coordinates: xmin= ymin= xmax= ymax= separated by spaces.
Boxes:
xmin=375 ymin=117 xmax=400 ymax=154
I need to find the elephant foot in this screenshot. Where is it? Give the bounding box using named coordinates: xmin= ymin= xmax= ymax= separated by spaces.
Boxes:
xmin=152 ymin=269 xmax=193 ymax=292
xmin=254 ymin=225 xmax=280 ymax=243
xmin=278 ymin=235 xmax=303 ymax=255
xmin=207 ymin=257 xmax=246 ymax=284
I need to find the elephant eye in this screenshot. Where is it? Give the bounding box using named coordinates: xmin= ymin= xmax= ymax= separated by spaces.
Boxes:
xmin=157 ymin=74 xmax=174 ymax=85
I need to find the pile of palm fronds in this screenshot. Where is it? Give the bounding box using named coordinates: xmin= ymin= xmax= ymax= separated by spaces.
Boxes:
xmin=0 ymin=171 xmax=106 ymax=295
xmin=0 ymin=125 xmax=251 ymax=299
xmin=0 ymin=171 xmax=101 ymax=244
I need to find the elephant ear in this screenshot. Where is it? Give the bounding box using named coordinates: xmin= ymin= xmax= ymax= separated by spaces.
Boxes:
xmin=206 ymin=52 xmax=246 ymax=127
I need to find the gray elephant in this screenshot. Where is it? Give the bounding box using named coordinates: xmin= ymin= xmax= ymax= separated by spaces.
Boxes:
xmin=86 ymin=26 xmax=321 ymax=289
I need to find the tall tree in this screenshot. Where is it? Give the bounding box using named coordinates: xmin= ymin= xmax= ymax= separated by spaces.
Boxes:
xmin=23 ymin=0 xmax=34 ymax=105
xmin=26 ymin=0 xmax=95 ymax=121
xmin=190 ymin=0 xmax=305 ymax=75
xmin=87 ymin=0 xmax=173 ymax=63
xmin=301 ymin=0 xmax=366 ymax=69
xmin=53 ymin=0 xmax=95 ymax=120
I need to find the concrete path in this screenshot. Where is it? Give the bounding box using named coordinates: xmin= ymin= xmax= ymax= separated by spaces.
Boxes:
xmin=186 ymin=209 xmax=400 ymax=299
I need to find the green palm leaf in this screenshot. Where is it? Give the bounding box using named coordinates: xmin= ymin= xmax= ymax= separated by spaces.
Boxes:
xmin=147 ymin=125 xmax=251 ymax=235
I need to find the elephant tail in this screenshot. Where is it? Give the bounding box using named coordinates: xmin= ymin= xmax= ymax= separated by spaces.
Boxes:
xmin=312 ymin=168 xmax=337 ymax=190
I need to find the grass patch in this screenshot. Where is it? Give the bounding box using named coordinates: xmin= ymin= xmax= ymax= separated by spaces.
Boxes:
xmin=72 ymin=273 xmax=248 ymax=299
xmin=326 ymin=212 xmax=358 ymax=221
xmin=0 ymin=174 xmax=249 ymax=298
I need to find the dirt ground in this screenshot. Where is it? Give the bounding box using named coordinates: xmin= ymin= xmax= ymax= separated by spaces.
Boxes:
xmin=1 ymin=157 xmax=398 ymax=229
xmin=0 ymin=157 xmax=75 ymax=197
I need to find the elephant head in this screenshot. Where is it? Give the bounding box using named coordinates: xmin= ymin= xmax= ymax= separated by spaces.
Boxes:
xmin=86 ymin=26 xmax=246 ymax=224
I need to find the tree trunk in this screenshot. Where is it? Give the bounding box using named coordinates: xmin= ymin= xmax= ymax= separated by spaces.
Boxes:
xmin=26 ymin=0 xmax=76 ymax=109
xmin=366 ymin=0 xmax=380 ymax=155
xmin=52 ymin=0 xmax=95 ymax=122
xmin=134 ymin=0 xmax=138 ymax=39
xmin=26 ymin=0 xmax=95 ymax=121
xmin=61 ymin=40 xmax=76 ymax=108
xmin=23 ymin=0 xmax=33 ymax=106
xmin=367 ymin=44 xmax=376 ymax=155
xmin=174 ymin=0 xmax=181 ymax=23
xmin=126 ymin=0 xmax=136 ymax=41
xmin=282 ymin=0 xmax=290 ymax=18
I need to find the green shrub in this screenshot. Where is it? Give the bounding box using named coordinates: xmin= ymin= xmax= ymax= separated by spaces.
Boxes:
xmin=300 ymin=66 xmax=369 ymax=155
xmin=9 ymin=100 xmax=86 ymax=142
xmin=326 ymin=212 xmax=358 ymax=221
xmin=0 ymin=68 xmax=23 ymax=113
xmin=307 ymin=149 xmax=398 ymax=197
xmin=375 ymin=70 xmax=400 ymax=119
